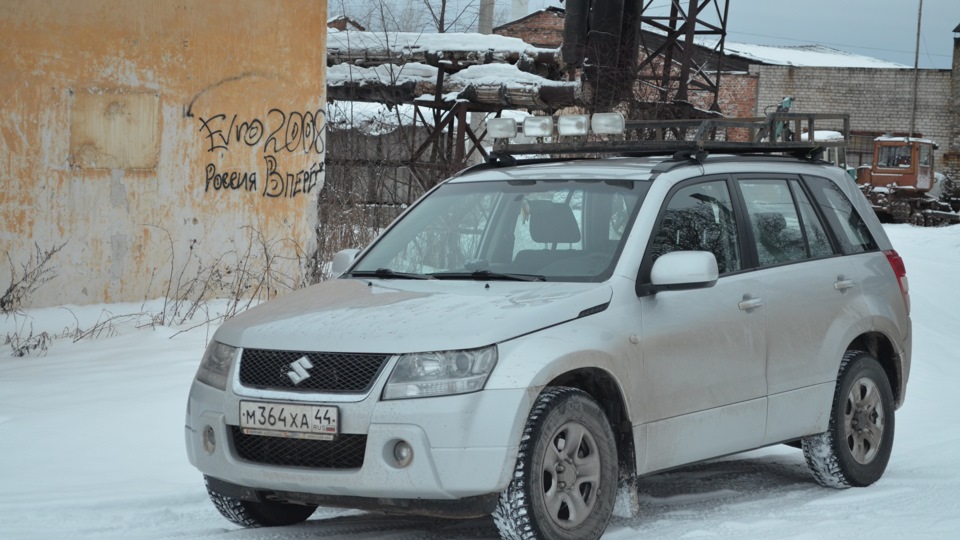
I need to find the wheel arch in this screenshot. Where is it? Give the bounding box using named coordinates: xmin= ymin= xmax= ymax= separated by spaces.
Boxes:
xmin=546 ymin=368 xmax=637 ymax=479
xmin=847 ymin=331 xmax=904 ymax=406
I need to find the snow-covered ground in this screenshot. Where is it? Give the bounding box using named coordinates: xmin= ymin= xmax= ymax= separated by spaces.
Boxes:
xmin=1 ymin=224 xmax=958 ymax=539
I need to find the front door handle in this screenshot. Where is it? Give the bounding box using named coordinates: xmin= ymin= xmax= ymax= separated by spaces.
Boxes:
xmin=738 ymin=296 xmax=764 ymax=311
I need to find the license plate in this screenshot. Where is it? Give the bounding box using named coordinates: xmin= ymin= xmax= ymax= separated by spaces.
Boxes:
xmin=239 ymin=401 xmax=339 ymax=440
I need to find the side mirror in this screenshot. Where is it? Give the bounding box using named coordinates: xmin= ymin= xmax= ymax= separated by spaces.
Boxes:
xmin=650 ymin=251 xmax=719 ymax=291
xmin=330 ymin=249 xmax=360 ymax=277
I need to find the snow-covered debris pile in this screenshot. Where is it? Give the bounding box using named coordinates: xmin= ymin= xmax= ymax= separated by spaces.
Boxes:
xmin=326 ymin=101 xmax=425 ymax=136
xmin=326 ymin=31 xmax=576 ymax=109
xmin=327 ymin=31 xmax=558 ymax=70
xmin=327 ymin=62 xmax=574 ymax=94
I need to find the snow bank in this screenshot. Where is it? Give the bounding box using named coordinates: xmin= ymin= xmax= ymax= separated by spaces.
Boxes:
xmin=1 ymin=224 xmax=959 ymax=539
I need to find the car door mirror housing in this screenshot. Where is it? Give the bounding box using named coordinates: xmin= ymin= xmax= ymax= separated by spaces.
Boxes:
xmin=331 ymin=249 xmax=361 ymax=277
xmin=650 ymin=251 xmax=719 ymax=292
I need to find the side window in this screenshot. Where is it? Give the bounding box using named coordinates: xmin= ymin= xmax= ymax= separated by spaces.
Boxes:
xmin=805 ymin=175 xmax=878 ymax=254
xmin=649 ymin=180 xmax=741 ymax=274
xmin=877 ymin=145 xmax=911 ymax=168
xmin=739 ymin=179 xmax=808 ymax=266
xmin=919 ymin=144 xmax=932 ymax=167
xmin=791 ymin=180 xmax=836 ymax=259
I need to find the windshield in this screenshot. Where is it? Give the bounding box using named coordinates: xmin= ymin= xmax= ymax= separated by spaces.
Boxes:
xmin=349 ymin=179 xmax=648 ymax=282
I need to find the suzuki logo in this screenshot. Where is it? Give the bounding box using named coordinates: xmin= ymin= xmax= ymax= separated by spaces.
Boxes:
xmin=286 ymin=356 xmax=314 ymax=385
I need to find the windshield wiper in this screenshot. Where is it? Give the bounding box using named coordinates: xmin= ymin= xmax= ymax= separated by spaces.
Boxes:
xmin=430 ymin=270 xmax=546 ymax=282
xmin=350 ymin=268 xmax=434 ymax=280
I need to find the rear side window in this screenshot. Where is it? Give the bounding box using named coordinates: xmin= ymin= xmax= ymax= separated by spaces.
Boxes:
xmin=738 ymin=179 xmax=836 ymax=266
xmin=805 ymin=175 xmax=878 ymax=254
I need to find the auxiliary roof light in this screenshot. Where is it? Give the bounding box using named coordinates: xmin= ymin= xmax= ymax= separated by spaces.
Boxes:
xmin=522 ymin=116 xmax=554 ymax=138
xmin=488 ymin=113 xmax=626 ymax=140
xmin=591 ymin=112 xmax=625 ymax=135
xmin=487 ymin=117 xmax=518 ymax=138
xmin=557 ymin=115 xmax=590 ymax=136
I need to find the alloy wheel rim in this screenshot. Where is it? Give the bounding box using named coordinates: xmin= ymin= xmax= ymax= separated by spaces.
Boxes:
xmin=843 ymin=376 xmax=885 ymax=464
xmin=539 ymin=421 xmax=602 ymax=529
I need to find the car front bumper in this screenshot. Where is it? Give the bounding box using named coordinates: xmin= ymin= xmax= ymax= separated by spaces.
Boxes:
xmin=184 ymin=378 xmax=530 ymax=501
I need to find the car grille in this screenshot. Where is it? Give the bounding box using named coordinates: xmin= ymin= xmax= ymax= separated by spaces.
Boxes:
xmin=231 ymin=427 xmax=367 ymax=469
xmin=239 ymin=349 xmax=390 ymax=393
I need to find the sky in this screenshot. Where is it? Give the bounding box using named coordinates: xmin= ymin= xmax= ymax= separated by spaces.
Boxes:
xmin=520 ymin=0 xmax=959 ymax=69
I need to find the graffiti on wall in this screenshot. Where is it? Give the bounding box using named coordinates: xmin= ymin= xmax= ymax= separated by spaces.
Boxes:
xmin=197 ymin=108 xmax=325 ymax=198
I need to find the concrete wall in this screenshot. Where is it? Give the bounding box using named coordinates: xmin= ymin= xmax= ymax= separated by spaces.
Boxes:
xmin=750 ymin=65 xmax=953 ymax=170
xmin=0 ymin=0 xmax=327 ymax=308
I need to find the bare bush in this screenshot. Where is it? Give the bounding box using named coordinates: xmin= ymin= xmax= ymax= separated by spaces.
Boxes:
xmin=334 ymin=0 xmax=507 ymax=34
xmin=1 ymin=242 xmax=67 ymax=315
xmin=4 ymin=323 xmax=52 ymax=357
xmin=140 ymin=225 xmax=312 ymax=332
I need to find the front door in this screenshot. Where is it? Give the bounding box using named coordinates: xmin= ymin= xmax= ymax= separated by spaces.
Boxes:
xmin=636 ymin=178 xmax=768 ymax=473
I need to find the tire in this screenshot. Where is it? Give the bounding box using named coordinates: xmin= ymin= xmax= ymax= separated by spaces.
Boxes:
xmin=493 ymin=387 xmax=618 ymax=540
xmin=205 ymin=479 xmax=316 ymax=528
xmin=802 ymin=350 xmax=895 ymax=488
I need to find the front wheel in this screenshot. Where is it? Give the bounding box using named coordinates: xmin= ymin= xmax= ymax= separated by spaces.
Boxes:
xmin=802 ymin=351 xmax=895 ymax=488
xmin=206 ymin=478 xmax=316 ymax=528
xmin=493 ymin=387 xmax=618 ymax=540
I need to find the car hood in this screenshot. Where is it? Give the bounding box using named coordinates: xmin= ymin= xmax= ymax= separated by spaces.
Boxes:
xmin=213 ymin=278 xmax=613 ymax=353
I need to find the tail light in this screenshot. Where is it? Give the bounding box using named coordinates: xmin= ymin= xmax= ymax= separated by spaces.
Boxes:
xmin=883 ymin=249 xmax=910 ymax=315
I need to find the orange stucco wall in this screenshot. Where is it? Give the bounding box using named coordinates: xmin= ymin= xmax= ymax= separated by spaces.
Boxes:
xmin=0 ymin=0 xmax=327 ymax=308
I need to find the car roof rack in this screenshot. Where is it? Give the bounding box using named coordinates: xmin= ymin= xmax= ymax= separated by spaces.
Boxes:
xmin=486 ymin=113 xmax=851 ymax=165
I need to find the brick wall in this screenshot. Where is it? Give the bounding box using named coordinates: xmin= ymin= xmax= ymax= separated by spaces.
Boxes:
xmin=943 ymin=37 xmax=960 ymax=181
xmin=493 ymin=9 xmax=564 ymax=48
xmin=686 ymin=72 xmax=758 ymax=141
xmin=751 ymin=65 xmax=954 ymax=171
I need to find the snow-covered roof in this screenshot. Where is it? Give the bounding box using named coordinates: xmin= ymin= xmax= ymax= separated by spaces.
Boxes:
xmin=800 ymin=130 xmax=845 ymax=142
xmin=718 ymin=41 xmax=908 ymax=69
xmin=493 ymin=6 xmax=565 ymax=30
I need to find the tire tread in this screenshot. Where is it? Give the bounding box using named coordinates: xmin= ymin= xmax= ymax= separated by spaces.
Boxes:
xmin=493 ymin=387 xmax=615 ymax=540
xmin=802 ymin=350 xmax=894 ymax=489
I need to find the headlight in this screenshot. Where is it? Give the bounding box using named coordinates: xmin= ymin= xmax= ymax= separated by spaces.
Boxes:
xmin=195 ymin=341 xmax=238 ymax=390
xmin=382 ymin=346 xmax=498 ymax=400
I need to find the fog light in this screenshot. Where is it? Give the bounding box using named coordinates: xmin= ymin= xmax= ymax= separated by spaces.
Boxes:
xmin=393 ymin=441 xmax=414 ymax=468
xmin=202 ymin=426 xmax=216 ymax=454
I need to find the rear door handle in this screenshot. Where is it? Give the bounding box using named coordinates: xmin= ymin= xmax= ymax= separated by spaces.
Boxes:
xmin=834 ymin=276 xmax=855 ymax=291
xmin=738 ymin=296 xmax=763 ymax=311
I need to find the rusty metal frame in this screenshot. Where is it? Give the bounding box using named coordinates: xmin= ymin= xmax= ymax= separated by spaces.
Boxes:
xmin=636 ymin=0 xmax=730 ymax=109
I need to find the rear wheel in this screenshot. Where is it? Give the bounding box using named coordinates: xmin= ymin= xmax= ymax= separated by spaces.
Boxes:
xmin=206 ymin=480 xmax=316 ymax=528
xmin=493 ymin=387 xmax=618 ymax=540
xmin=802 ymin=350 xmax=895 ymax=488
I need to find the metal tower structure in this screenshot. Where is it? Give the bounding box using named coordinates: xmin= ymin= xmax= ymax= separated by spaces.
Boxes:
xmin=563 ymin=0 xmax=730 ymax=114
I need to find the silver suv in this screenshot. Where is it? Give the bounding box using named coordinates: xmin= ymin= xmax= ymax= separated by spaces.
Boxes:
xmin=185 ymin=118 xmax=911 ymax=540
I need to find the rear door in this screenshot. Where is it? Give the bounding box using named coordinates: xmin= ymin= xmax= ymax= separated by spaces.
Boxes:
xmin=733 ymin=175 xmax=862 ymax=444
